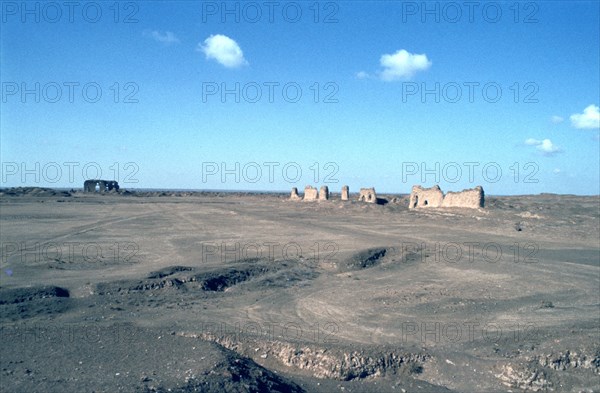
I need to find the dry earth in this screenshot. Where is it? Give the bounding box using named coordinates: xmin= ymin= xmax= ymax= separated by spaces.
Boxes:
xmin=1 ymin=188 xmax=599 ymax=392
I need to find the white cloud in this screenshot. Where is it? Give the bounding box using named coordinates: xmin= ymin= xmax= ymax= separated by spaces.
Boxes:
xmin=145 ymin=30 xmax=180 ymax=44
xmin=199 ymin=34 xmax=248 ymax=68
xmin=525 ymin=138 xmax=562 ymax=155
xmin=525 ymin=138 xmax=540 ymax=145
xmin=551 ymin=115 xmax=564 ymax=124
xmin=378 ymin=49 xmax=431 ymax=81
xmin=538 ymin=139 xmax=560 ymax=154
xmin=553 ymin=168 xmax=561 ymax=174
xmin=570 ymin=104 xmax=600 ymax=129
xmin=356 ymin=71 xmax=370 ymax=79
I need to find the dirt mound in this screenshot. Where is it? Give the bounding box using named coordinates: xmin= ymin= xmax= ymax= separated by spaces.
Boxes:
xmin=248 ymin=261 xmax=319 ymax=289
xmin=0 ymin=322 xmax=303 ymax=393
xmin=0 ymin=286 xmax=72 ymax=321
xmin=197 ymin=266 xmax=272 ymax=292
xmin=341 ymin=248 xmax=388 ymax=271
xmin=0 ymin=187 xmax=72 ymax=197
xmin=95 ymin=276 xmax=191 ymax=295
xmin=147 ymin=266 xmax=194 ymax=279
xmin=168 ymin=348 xmax=305 ymax=393
xmin=95 ymin=261 xmax=280 ymax=295
xmin=0 ymin=285 xmax=70 ymax=305
xmin=185 ymin=330 xmax=429 ymax=381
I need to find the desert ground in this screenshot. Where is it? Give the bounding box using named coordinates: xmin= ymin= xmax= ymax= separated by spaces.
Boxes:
xmin=0 ymin=187 xmax=598 ymax=392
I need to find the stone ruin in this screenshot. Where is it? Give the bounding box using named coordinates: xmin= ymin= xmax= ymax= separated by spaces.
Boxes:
xmin=303 ymin=185 xmax=319 ymax=201
xmin=84 ymin=179 xmax=119 ymax=193
xmin=442 ymin=186 xmax=485 ymax=208
xmin=409 ymin=185 xmax=484 ymax=209
xmin=319 ymin=185 xmax=329 ymax=200
xmin=289 ymin=185 xmax=348 ymax=201
xmin=290 ymin=187 xmax=302 ymax=201
xmin=289 ymin=185 xmax=377 ymax=203
xmin=408 ymin=185 xmax=444 ymax=208
xmin=341 ymin=185 xmax=349 ymax=201
xmin=358 ymin=188 xmax=377 ymax=204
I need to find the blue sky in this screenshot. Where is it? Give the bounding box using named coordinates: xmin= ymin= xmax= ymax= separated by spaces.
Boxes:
xmin=1 ymin=1 xmax=599 ymax=194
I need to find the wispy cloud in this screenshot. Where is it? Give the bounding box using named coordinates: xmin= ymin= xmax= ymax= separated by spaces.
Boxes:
xmin=198 ymin=34 xmax=248 ymax=68
xmin=144 ymin=30 xmax=180 ymax=45
xmin=550 ymin=115 xmax=564 ymax=124
xmin=356 ymin=71 xmax=370 ymax=79
xmin=570 ymin=104 xmax=600 ymax=129
xmin=525 ymin=138 xmax=562 ymax=156
xmin=357 ymin=49 xmax=431 ymax=82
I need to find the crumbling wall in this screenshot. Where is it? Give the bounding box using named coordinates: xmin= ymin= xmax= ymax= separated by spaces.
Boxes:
xmin=319 ymin=186 xmax=329 ymax=201
xmin=441 ymin=186 xmax=484 ymax=208
xmin=409 ymin=185 xmax=484 ymax=209
xmin=83 ymin=180 xmax=96 ymax=193
xmin=83 ymin=180 xmax=120 ymax=193
xmin=409 ymin=185 xmax=444 ymax=208
xmin=304 ymin=186 xmax=318 ymax=201
xmin=290 ymin=187 xmax=302 ymax=201
xmin=341 ymin=185 xmax=349 ymax=201
xmin=106 ymin=181 xmax=119 ymax=192
xmin=358 ymin=188 xmax=377 ymax=204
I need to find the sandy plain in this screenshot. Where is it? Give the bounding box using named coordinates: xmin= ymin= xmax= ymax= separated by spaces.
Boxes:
xmin=0 ymin=187 xmax=598 ymax=392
